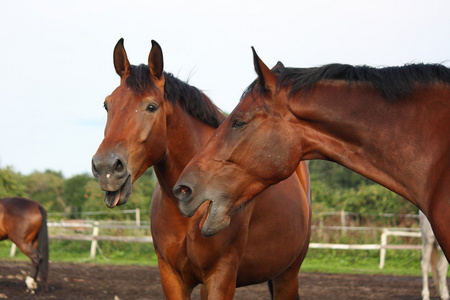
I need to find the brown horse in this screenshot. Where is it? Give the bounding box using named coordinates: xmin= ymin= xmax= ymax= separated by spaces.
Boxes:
xmin=92 ymin=39 xmax=311 ymax=299
xmin=174 ymin=48 xmax=450 ymax=261
xmin=0 ymin=197 xmax=49 ymax=292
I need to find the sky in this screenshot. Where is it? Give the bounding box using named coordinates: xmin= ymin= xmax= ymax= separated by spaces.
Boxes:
xmin=0 ymin=0 xmax=449 ymax=178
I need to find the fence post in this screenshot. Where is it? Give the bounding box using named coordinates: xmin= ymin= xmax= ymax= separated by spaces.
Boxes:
xmin=379 ymin=228 xmax=388 ymax=269
xmin=90 ymin=222 xmax=99 ymax=259
xmin=341 ymin=210 xmax=347 ymax=234
xmin=10 ymin=243 xmax=17 ymax=257
xmin=135 ymin=208 xmax=140 ymax=226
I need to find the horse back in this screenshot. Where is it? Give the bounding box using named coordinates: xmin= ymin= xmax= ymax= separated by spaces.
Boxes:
xmin=0 ymin=197 xmax=43 ymax=242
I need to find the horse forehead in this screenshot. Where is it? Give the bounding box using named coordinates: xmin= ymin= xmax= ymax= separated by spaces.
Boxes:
xmin=108 ymin=90 xmax=147 ymax=112
xmin=235 ymin=95 xmax=266 ymax=116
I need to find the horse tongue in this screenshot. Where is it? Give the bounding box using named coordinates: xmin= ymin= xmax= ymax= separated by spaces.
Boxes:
xmin=104 ymin=190 xmax=121 ymax=208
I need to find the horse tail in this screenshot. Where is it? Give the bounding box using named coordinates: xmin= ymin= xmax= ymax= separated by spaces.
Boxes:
xmin=430 ymin=242 xmax=440 ymax=293
xmin=38 ymin=205 xmax=49 ymax=291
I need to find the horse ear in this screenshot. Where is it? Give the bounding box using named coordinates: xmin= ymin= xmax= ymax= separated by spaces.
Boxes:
xmin=252 ymin=47 xmax=277 ymax=91
xmin=113 ymin=38 xmax=131 ymax=78
xmin=148 ymin=40 xmax=164 ymax=81
xmin=272 ymin=61 xmax=285 ymax=72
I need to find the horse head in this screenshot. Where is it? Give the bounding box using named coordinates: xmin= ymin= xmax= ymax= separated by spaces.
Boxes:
xmin=174 ymin=48 xmax=302 ymax=236
xmin=92 ymin=39 xmax=169 ymax=208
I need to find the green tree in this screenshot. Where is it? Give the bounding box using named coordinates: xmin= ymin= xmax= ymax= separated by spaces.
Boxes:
xmin=83 ymin=168 xmax=156 ymax=221
xmin=309 ymin=160 xmax=416 ymax=215
xmin=309 ymin=160 xmax=373 ymax=190
xmin=0 ymin=166 xmax=27 ymax=198
xmin=63 ymin=173 xmax=92 ymax=218
xmin=25 ymin=170 xmax=66 ymax=212
xmin=82 ymin=179 xmax=109 ymax=214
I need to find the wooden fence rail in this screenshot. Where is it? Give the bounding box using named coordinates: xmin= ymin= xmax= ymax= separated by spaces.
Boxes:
xmin=9 ymin=221 xmax=422 ymax=265
xmin=9 ymin=221 xmax=152 ymax=260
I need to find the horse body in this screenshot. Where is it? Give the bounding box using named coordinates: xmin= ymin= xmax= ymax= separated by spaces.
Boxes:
xmin=153 ymin=172 xmax=309 ymax=296
xmin=293 ymin=81 xmax=450 ymax=260
xmin=174 ymin=49 xmax=450 ymax=261
xmin=92 ymin=39 xmax=311 ymax=299
xmin=287 ymin=80 xmax=450 ymax=260
xmin=0 ymin=197 xmax=49 ymax=292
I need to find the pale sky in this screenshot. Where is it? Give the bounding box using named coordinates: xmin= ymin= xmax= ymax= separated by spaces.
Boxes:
xmin=0 ymin=0 xmax=449 ymax=178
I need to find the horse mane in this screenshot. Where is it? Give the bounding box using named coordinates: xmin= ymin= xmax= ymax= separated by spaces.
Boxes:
xmin=126 ymin=64 xmax=225 ymax=128
xmin=244 ymin=63 xmax=450 ymax=101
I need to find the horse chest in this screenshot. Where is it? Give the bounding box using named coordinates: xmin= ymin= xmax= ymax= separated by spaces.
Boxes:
xmin=152 ymin=221 xmax=219 ymax=272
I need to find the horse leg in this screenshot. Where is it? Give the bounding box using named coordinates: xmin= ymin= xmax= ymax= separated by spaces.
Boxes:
xmin=270 ymin=266 xmax=300 ymax=299
xmin=437 ymin=252 xmax=449 ymax=300
xmin=203 ymin=262 xmax=238 ymax=300
xmin=270 ymin=253 xmax=305 ymax=300
xmin=14 ymin=241 xmax=41 ymax=292
xmin=421 ymin=241 xmax=433 ymax=300
xmin=429 ymin=196 xmax=450 ymax=262
xmin=268 ymin=280 xmax=274 ymax=298
xmin=157 ymin=258 xmax=192 ymax=300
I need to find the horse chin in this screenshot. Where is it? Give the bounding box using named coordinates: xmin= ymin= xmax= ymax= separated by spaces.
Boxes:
xmin=104 ymin=175 xmax=132 ymax=208
xmin=199 ymin=201 xmax=231 ymax=237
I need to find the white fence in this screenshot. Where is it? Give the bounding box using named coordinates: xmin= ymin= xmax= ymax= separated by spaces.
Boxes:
xmin=10 ymin=220 xmax=152 ymax=260
xmin=9 ymin=220 xmax=422 ymax=267
xmin=309 ymin=227 xmax=422 ymax=269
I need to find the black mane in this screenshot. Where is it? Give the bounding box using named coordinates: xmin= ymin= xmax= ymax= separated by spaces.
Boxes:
xmin=126 ymin=64 xmax=225 ymax=128
xmin=244 ymin=63 xmax=450 ymax=101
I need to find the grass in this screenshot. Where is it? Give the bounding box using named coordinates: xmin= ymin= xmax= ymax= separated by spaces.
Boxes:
xmin=301 ymin=248 xmax=427 ymax=276
xmin=2 ymin=240 xmax=449 ymax=278
xmin=0 ymin=240 xmax=158 ymax=266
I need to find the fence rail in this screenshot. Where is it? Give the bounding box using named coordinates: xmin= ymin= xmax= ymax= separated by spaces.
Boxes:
xmin=8 ymin=220 xmax=423 ymax=267
xmin=9 ymin=221 xmax=152 ymax=260
xmin=309 ymin=228 xmax=422 ymax=269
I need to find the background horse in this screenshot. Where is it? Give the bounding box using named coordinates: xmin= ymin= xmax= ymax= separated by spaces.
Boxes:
xmin=419 ymin=211 xmax=449 ymax=300
xmin=91 ymin=39 xmax=311 ymax=299
xmin=0 ymin=197 xmax=49 ymax=292
xmin=174 ymin=47 xmax=450 ymax=261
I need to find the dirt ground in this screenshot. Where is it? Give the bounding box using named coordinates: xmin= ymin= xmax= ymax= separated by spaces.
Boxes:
xmin=0 ymin=260 xmax=446 ymax=299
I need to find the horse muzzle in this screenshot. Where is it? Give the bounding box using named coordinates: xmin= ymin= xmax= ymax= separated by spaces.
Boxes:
xmin=174 ymin=181 xmax=232 ymax=237
xmin=92 ymin=151 xmax=132 ymax=208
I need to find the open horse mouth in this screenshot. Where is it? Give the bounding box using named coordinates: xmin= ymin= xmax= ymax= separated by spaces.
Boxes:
xmin=178 ymin=195 xmax=232 ymax=237
xmin=174 ymin=184 xmax=233 ymax=236
xmin=104 ymin=175 xmax=132 ymax=208
xmin=199 ymin=200 xmax=232 ymax=237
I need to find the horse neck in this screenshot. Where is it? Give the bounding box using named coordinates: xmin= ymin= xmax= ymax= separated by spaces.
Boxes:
xmin=293 ymin=82 xmax=444 ymax=205
xmin=154 ymin=104 xmax=216 ymax=197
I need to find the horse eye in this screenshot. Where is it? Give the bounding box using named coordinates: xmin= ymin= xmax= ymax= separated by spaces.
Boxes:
xmin=146 ymin=104 xmax=158 ymax=113
xmin=232 ymin=120 xmax=246 ymax=128
xmin=103 ymin=102 xmax=108 ymax=112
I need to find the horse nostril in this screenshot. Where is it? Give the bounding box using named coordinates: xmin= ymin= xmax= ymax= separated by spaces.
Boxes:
xmin=91 ymin=152 xmax=127 ymax=181
xmin=92 ymin=159 xmax=100 ymax=178
xmin=113 ymin=158 xmax=125 ymax=175
xmin=174 ymin=185 xmax=193 ymax=202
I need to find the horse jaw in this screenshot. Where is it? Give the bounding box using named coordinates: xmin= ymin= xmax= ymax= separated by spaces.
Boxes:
xmin=199 ymin=201 xmax=231 ymax=237
xmin=178 ymin=194 xmax=232 ymax=237
xmin=104 ymin=175 xmax=132 ymax=208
